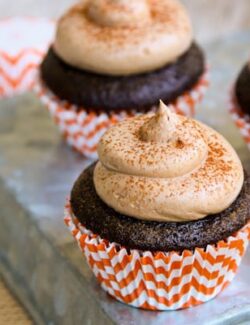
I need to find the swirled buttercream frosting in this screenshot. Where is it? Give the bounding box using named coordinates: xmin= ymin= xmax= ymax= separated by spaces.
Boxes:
xmin=94 ymin=101 xmax=244 ymax=222
xmin=54 ymin=0 xmax=193 ymax=75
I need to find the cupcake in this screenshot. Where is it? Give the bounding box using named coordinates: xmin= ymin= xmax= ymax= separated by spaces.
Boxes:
xmin=65 ymin=101 xmax=250 ymax=311
xmin=35 ymin=0 xmax=208 ymax=159
xmin=0 ymin=17 xmax=54 ymax=97
xmin=229 ymin=61 xmax=250 ymax=150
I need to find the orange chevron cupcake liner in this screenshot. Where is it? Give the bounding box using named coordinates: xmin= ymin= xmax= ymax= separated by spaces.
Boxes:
xmin=64 ymin=200 xmax=250 ymax=311
xmin=35 ymin=71 xmax=208 ymax=159
xmin=229 ymin=90 xmax=250 ymax=150
xmin=0 ymin=17 xmax=54 ymax=97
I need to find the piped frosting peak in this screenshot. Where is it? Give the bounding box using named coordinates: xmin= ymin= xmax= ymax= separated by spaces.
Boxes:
xmin=139 ymin=100 xmax=179 ymax=143
xmin=86 ymin=0 xmax=151 ymax=28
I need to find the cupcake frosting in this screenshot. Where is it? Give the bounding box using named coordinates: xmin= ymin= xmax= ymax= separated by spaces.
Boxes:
xmin=54 ymin=0 xmax=193 ymax=76
xmin=94 ymin=102 xmax=244 ymax=222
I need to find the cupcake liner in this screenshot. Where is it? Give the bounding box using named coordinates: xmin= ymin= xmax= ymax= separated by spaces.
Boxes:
xmin=34 ymin=70 xmax=208 ymax=159
xmin=64 ymin=200 xmax=250 ymax=311
xmin=0 ymin=17 xmax=54 ymax=97
xmin=229 ymin=89 xmax=250 ymax=150
xmin=169 ymin=68 xmax=209 ymax=117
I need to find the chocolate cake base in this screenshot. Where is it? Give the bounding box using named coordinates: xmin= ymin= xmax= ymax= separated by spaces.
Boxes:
xmin=70 ymin=164 xmax=250 ymax=252
xmin=41 ymin=43 xmax=205 ymax=112
xmin=235 ymin=64 xmax=250 ymax=115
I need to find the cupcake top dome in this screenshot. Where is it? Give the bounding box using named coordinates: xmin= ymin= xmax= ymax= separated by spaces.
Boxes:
xmin=54 ymin=0 xmax=193 ymax=75
xmin=94 ymin=102 xmax=244 ymax=222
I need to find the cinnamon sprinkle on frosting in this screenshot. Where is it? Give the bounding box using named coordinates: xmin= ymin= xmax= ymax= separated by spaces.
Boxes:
xmin=94 ymin=102 xmax=244 ymax=222
xmin=54 ymin=0 xmax=193 ymax=75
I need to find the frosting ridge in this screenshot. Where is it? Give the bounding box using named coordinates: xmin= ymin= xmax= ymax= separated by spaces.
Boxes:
xmin=94 ymin=102 xmax=244 ymax=222
xmin=54 ymin=0 xmax=193 ymax=75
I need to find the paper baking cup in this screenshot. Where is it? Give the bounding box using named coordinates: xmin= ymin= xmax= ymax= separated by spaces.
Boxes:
xmin=0 ymin=17 xmax=54 ymax=97
xmin=35 ymin=71 xmax=208 ymax=159
xmin=229 ymin=91 xmax=250 ymax=150
xmin=64 ymin=200 xmax=250 ymax=311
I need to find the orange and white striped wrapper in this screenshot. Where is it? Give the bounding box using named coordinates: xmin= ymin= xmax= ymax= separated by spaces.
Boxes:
xmin=64 ymin=200 xmax=250 ymax=311
xmin=35 ymin=71 xmax=209 ymax=159
xmin=229 ymin=90 xmax=250 ymax=150
xmin=0 ymin=17 xmax=54 ymax=97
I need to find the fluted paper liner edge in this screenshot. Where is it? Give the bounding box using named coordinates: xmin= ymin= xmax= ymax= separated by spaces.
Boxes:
xmin=64 ymin=199 xmax=249 ymax=311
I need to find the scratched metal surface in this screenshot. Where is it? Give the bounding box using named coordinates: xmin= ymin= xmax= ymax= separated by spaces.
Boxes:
xmin=0 ymin=32 xmax=249 ymax=324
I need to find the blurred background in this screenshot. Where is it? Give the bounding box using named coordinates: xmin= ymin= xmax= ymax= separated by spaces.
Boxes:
xmin=0 ymin=0 xmax=250 ymax=43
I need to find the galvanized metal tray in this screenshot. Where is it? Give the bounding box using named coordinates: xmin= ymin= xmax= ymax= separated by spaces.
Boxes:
xmin=0 ymin=31 xmax=249 ymax=324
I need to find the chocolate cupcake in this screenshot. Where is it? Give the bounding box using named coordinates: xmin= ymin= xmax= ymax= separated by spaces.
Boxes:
xmin=229 ymin=61 xmax=250 ymax=150
xmin=235 ymin=63 xmax=250 ymax=115
xmin=65 ymin=102 xmax=250 ymax=311
xmin=35 ymin=0 xmax=208 ymax=158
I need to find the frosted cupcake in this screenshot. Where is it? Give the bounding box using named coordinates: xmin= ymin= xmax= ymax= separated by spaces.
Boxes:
xmin=229 ymin=60 xmax=250 ymax=150
xmin=65 ymin=102 xmax=250 ymax=310
xmin=36 ymin=0 xmax=208 ymax=158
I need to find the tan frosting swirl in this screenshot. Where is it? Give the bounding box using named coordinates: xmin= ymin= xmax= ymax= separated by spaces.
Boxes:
xmin=94 ymin=102 xmax=244 ymax=222
xmin=87 ymin=0 xmax=151 ymax=27
xmin=54 ymin=0 xmax=193 ymax=76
